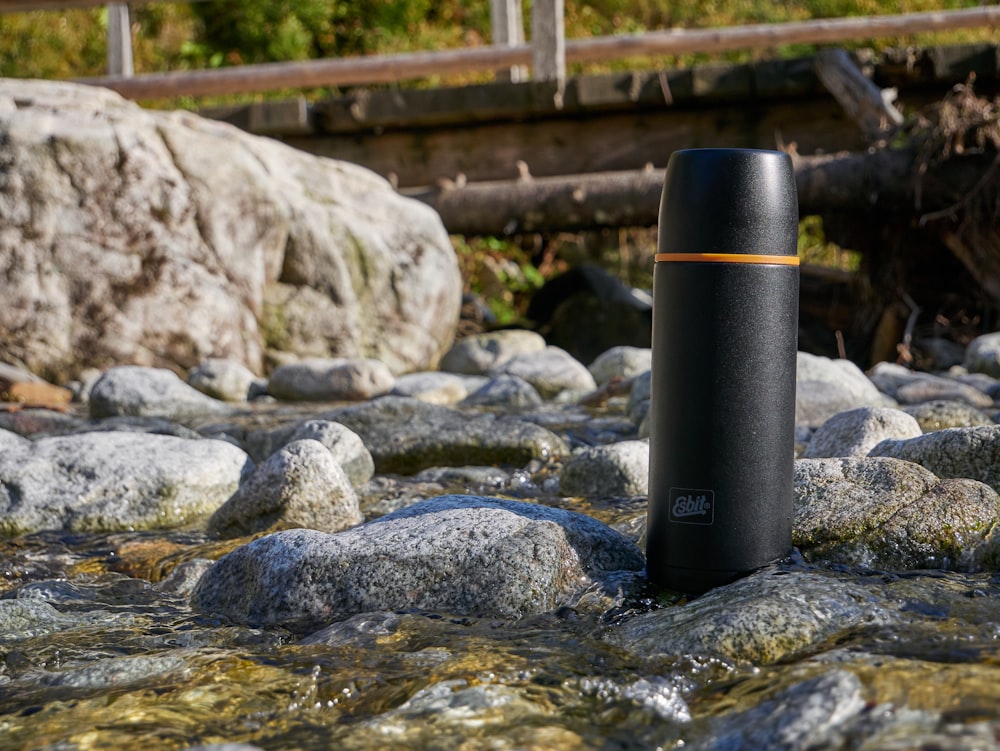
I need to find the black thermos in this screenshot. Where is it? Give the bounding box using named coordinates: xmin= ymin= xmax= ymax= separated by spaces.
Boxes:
xmin=646 ymin=148 xmax=799 ymax=594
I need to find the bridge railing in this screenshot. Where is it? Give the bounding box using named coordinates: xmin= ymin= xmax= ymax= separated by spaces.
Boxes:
xmin=3 ymin=1 xmax=999 ymax=100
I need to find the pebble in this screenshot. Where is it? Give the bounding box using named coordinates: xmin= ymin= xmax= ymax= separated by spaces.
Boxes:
xmin=187 ymin=358 xmax=266 ymax=402
xmin=868 ymin=362 xmax=993 ymax=408
xmin=559 ymin=439 xmax=649 ymax=497
xmin=389 ymin=371 xmax=477 ymax=405
xmin=459 ymin=374 xmax=544 ymax=410
xmin=438 ymin=329 xmax=547 ymax=375
xmin=489 ymin=346 xmax=598 ymax=399
xmin=802 ymin=406 xmax=922 ymax=458
xmin=964 ymin=331 xmax=1000 ymax=378
xmin=267 ymin=357 xmax=396 ymax=401
xmin=286 ymin=419 xmax=375 ymax=487
xmin=587 ymin=346 xmax=652 ymax=386
xmin=89 ymin=365 xmax=233 ymax=420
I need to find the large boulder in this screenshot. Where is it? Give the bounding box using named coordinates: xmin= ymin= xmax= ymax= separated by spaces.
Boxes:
xmin=0 ymin=79 xmax=460 ymax=382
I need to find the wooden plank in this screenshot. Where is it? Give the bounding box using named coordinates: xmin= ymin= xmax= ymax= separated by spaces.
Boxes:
xmin=532 ymin=0 xmax=565 ymax=90
xmin=79 ymin=7 xmax=1000 ymax=100
xmin=106 ymin=2 xmax=133 ymax=78
xmin=815 ymin=48 xmax=902 ymax=139
xmin=491 ymin=0 xmax=526 ymax=82
xmin=0 ymin=0 xmax=208 ymax=11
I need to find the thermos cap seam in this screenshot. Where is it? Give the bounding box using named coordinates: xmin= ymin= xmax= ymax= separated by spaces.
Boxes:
xmin=654 ymin=252 xmax=800 ymax=266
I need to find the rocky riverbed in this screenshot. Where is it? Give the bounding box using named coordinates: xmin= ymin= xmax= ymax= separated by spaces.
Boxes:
xmin=5 ymin=330 xmax=1000 ymax=749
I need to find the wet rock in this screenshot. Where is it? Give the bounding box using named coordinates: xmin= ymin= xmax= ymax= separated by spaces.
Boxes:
xmin=559 ymin=440 xmax=649 ymax=497
xmin=192 ymin=495 xmax=646 ymax=630
xmin=183 ymin=745 xmax=265 ymax=751
xmin=187 ymin=358 xmax=265 ymax=402
xmin=869 ymin=426 xmax=1000 ymax=493
xmin=588 ymin=346 xmax=652 ymax=386
xmin=287 ymin=419 xmax=375 ymax=487
xmin=156 ymin=559 xmax=215 ymax=597
xmin=267 ymin=357 xmax=395 ymax=401
xmin=207 ymin=439 xmax=362 ymax=539
xmin=0 ymin=431 xmax=252 ymax=536
xmin=802 ymin=407 xmax=922 ymax=458
xmin=458 ymin=374 xmax=544 ymax=410
xmin=0 ymin=598 xmax=137 ymax=641
xmin=902 ymin=399 xmax=994 ymax=432
xmin=795 ymin=353 xmax=893 ymax=428
xmin=35 ymin=652 xmax=188 ymax=689
xmin=868 ymin=362 xmax=993 ymax=408
xmin=490 ymin=346 xmax=598 ymax=399
xmin=89 ymin=365 xmax=233 ymax=421
xmin=607 ymin=570 xmax=888 ymax=665
xmin=327 ymin=396 xmax=569 ymax=474
xmin=964 ymin=331 xmax=1000 ymax=379
xmin=389 ymin=371 xmax=473 ymax=405
xmin=794 ymin=457 xmax=1000 ymax=570
xmin=439 ymin=330 xmax=547 ymax=375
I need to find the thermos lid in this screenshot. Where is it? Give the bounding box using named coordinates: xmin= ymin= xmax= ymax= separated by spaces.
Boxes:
xmin=658 ymin=149 xmax=799 ymax=257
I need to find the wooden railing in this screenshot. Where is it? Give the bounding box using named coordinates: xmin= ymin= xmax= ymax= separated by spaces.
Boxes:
xmin=3 ymin=1 xmax=1000 ymax=100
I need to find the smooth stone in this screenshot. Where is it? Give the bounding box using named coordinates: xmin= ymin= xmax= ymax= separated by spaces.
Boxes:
xmin=794 ymin=457 xmax=1000 ymax=570
xmin=607 ymin=569 xmax=890 ymax=665
xmin=490 ymin=346 xmax=598 ymax=399
xmin=156 ymin=559 xmax=215 ymax=597
xmin=868 ymin=362 xmax=993 ymax=408
xmin=34 ymin=652 xmax=188 ymax=689
xmin=0 ymin=431 xmax=252 ymax=536
xmin=389 ymin=371 xmax=471 ymax=405
xmin=187 ymin=358 xmax=264 ymax=402
xmin=0 ymin=427 xmax=30 ymax=450
xmin=795 ymin=353 xmax=893 ymax=428
xmin=439 ymin=330 xmax=547 ymax=375
xmin=0 ymin=408 xmax=87 ymax=438
xmin=0 ymin=598 xmax=136 ymax=641
xmin=458 ymin=374 xmax=544 ymax=410
xmin=802 ymin=407 xmax=922 ymax=458
xmin=901 ymin=399 xmax=994 ymax=431
xmin=559 ymin=440 xmax=649 ymax=497
xmin=964 ymin=331 xmax=1000 ymax=378
xmin=207 ymin=439 xmax=362 ymax=539
xmin=951 ymin=369 xmax=1000 ymax=400
xmin=870 ymin=425 xmax=1000 ymax=493
xmin=267 ymin=357 xmax=395 ymax=401
xmin=192 ymin=495 xmax=645 ymax=630
xmin=326 ymin=396 xmax=569 ymax=475
xmin=89 ymin=365 xmax=233 ymax=420
xmin=287 ymin=419 xmax=375 ymax=487
xmin=588 ymin=346 xmax=653 ymax=386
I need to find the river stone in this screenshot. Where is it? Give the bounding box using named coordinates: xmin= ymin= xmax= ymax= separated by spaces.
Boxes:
xmin=0 ymin=431 xmax=252 ymax=536
xmin=490 ymin=346 xmax=598 ymax=399
xmin=0 ymin=598 xmax=137 ymax=641
xmin=206 ymin=439 xmax=362 ymax=539
xmin=0 ymin=427 xmax=30 ymax=451
xmin=588 ymin=346 xmax=653 ymax=386
xmin=869 ymin=426 xmax=1000 ymax=493
xmin=36 ymin=652 xmax=189 ymax=689
xmin=439 ymin=330 xmax=547 ymax=375
xmin=267 ymin=357 xmax=395 ymax=401
xmin=0 ymin=78 xmax=459 ymax=382
xmin=287 ymin=420 xmax=375 ymax=487
xmin=901 ymin=399 xmax=994 ymax=432
xmin=192 ymin=495 xmax=646 ymax=630
xmin=390 ymin=371 xmax=471 ymax=405
xmin=326 ymin=396 xmax=569 ymax=474
xmin=89 ymin=365 xmax=232 ymax=420
xmin=187 ymin=358 xmax=264 ymax=402
xmin=607 ymin=570 xmax=888 ymax=665
xmin=459 ymin=374 xmax=544 ymax=410
xmin=794 ymin=457 xmax=1000 ymax=570
xmin=559 ymin=440 xmax=649 ymax=497
xmin=802 ymin=407 xmax=922 ymax=458
xmin=964 ymin=331 xmax=1000 ymax=378
xmin=795 ymin=353 xmax=893 ymax=428
xmin=868 ymin=362 xmax=993 ymax=408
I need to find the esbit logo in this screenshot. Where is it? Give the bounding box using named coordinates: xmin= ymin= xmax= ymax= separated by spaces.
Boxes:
xmin=668 ymin=487 xmax=715 ymax=525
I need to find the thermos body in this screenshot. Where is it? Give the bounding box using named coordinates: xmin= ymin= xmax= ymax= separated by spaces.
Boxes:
xmin=646 ymin=149 xmax=800 ymax=595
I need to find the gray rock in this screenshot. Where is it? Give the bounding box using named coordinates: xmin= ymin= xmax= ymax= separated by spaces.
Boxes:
xmin=192 ymin=495 xmax=645 ymax=630
xmin=950 ymin=369 xmax=1000 ymax=400
xmin=0 ymin=79 xmax=459 ymax=381
xmin=327 ymin=396 xmax=569 ymax=474
xmin=35 ymin=652 xmax=188 ymax=689
xmin=207 ymin=439 xmax=362 ymax=539
xmin=268 ymin=357 xmax=396 ymax=401
xmin=439 ymin=330 xmax=547 ymax=375
xmin=390 ymin=371 xmax=471 ymax=405
xmin=0 ymin=598 xmax=137 ymax=641
xmin=802 ymin=407 xmax=922 ymax=458
xmin=870 ymin=426 xmax=1000 ymax=493
xmin=902 ymin=399 xmax=994 ymax=432
xmin=156 ymin=559 xmax=215 ymax=596
xmin=187 ymin=358 xmax=264 ymax=402
xmin=588 ymin=346 xmax=653 ymax=386
xmin=794 ymin=457 xmax=1000 ymax=570
xmin=868 ymin=362 xmax=993 ymax=408
xmin=0 ymin=428 xmax=30 ymax=451
xmin=183 ymin=745 xmax=265 ymax=751
xmin=0 ymin=431 xmax=252 ymax=536
xmin=607 ymin=569 xmax=889 ymax=665
xmin=965 ymin=331 xmax=1000 ymax=378
xmin=795 ymin=353 xmax=892 ymax=428
xmin=459 ymin=374 xmax=544 ymax=410
xmin=490 ymin=346 xmax=598 ymax=399
xmin=559 ymin=440 xmax=649 ymax=497
xmin=287 ymin=419 xmax=375 ymax=487
xmin=89 ymin=365 xmax=233 ymax=420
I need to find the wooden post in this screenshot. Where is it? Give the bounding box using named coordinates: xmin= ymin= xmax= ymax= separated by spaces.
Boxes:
xmin=532 ymin=0 xmax=565 ymax=104
xmin=491 ymin=0 xmax=527 ymax=83
xmin=107 ymin=2 xmax=134 ymax=78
